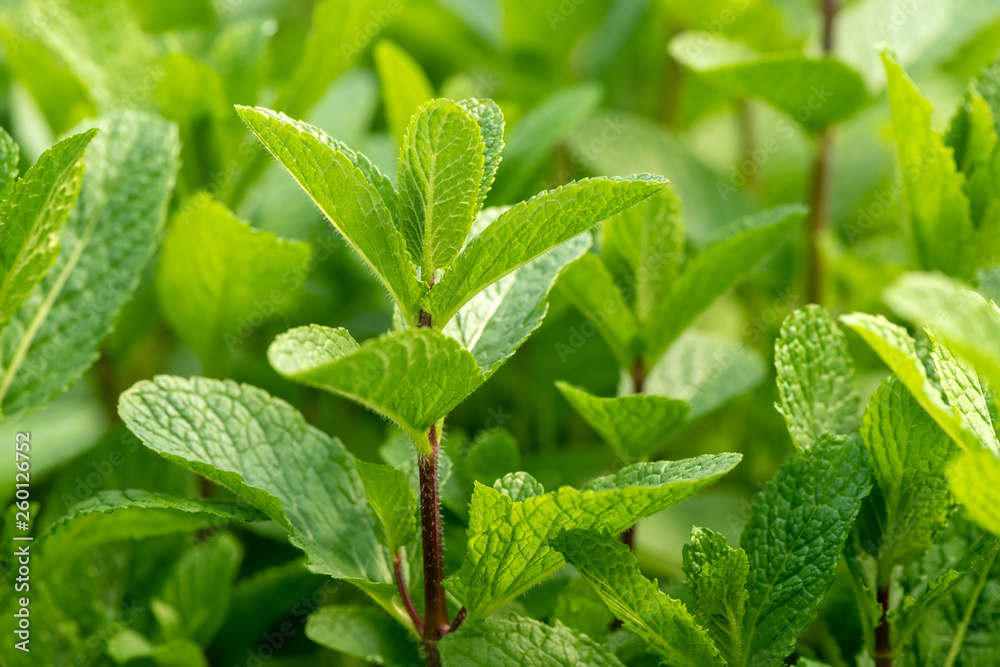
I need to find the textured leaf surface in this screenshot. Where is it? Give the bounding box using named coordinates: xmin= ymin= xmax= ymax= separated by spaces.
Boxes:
xmin=683 ymin=528 xmax=749 ymax=666
xmin=458 ymin=98 xmax=504 ymax=208
xmin=775 ymin=305 xmax=860 ymax=449
xmin=445 ymin=225 xmax=588 ymax=374
xmin=429 ymin=175 xmax=667 ymax=325
xmin=740 ymin=436 xmax=871 ymax=667
xmin=558 ymin=252 xmax=639 ymax=367
xmin=118 ymin=376 xmax=391 ymax=582
xmin=156 ymin=194 xmax=311 ymax=363
xmin=930 ymin=338 xmax=999 ymax=454
xmin=493 ymin=471 xmax=545 ymax=502
xmin=356 ymin=461 xmax=417 ymax=553
xmin=949 ymin=449 xmax=1000 ymax=536
xmin=306 ymin=605 xmax=421 ymax=666
xmin=0 ymin=113 xmax=178 ymax=417
xmin=374 ymin=40 xmax=435 ymax=143
xmin=0 ymin=129 xmax=94 ymax=329
xmin=840 ymin=311 xmax=977 ymax=450
xmin=268 ymin=325 xmax=483 ymax=446
xmin=671 ymin=33 xmax=868 ymax=132
xmin=448 ymin=453 xmax=741 ymax=617
xmin=397 ymin=99 xmax=484 ymax=276
xmin=556 ymin=530 xmax=723 ymax=667
xmin=883 ymin=51 xmax=975 ymax=279
xmin=0 ymin=127 xmax=19 ymax=201
xmin=862 ymin=377 xmax=956 ymax=565
xmin=643 ymin=205 xmax=804 ymax=365
xmin=556 ymin=381 xmax=689 ymax=460
xmin=236 ymin=106 xmax=425 ymax=322
xmin=439 ymin=616 xmax=624 ymax=666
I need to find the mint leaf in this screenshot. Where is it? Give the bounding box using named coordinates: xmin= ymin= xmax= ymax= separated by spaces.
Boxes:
xmin=306 ymin=605 xmax=422 ymax=666
xmin=374 ymin=39 xmax=435 ymax=143
xmin=555 ymin=530 xmax=724 ymax=667
xmin=118 ymin=376 xmax=391 ymax=583
xmin=429 ymin=175 xmax=667 ymax=326
xmin=0 ymin=128 xmax=95 ymax=329
xmin=0 ymin=127 xmax=19 ymax=200
xmin=670 ymin=33 xmax=868 ymax=132
xmin=444 ymin=220 xmax=588 ymax=374
xmin=682 ymin=527 xmax=749 ymax=666
xmin=493 ymin=471 xmax=545 ymax=501
xmin=741 ymin=435 xmax=871 ymax=667
xmin=0 ymin=113 xmax=178 ymax=417
xmin=603 ymin=188 xmax=685 ymax=321
xmin=447 ymin=453 xmax=741 ymax=618
xmin=775 ymin=305 xmax=860 ymax=449
xmin=862 ymin=377 xmax=956 ymax=565
xmin=156 ymin=194 xmax=311 ymax=364
xmin=458 ymin=98 xmax=504 ymax=208
xmin=840 ymin=311 xmax=978 ymax=451
xmin=235 ymin=105 xmax=425 ymax=322
xmin=397 ymin=99 xmax=485 ymax=277
xmin=558 ymin=252 xmax=639 ymax=367
xmin=949 ymin=449 xmax=1000 ymax=536
xmin=930 ymin=337 xmax=1000 ymax=454
xmin=267 ymin=325 xmax=483 ymax=446
xmin=882 ymin=51 xmax=975 ymax=279
xmin=356 ymin=460 xmax=418 ymax=553
xmin=556 ymin=381 xmax=689 ymax=461
xmin=643 ymin=205 xmax=804 ymax=365
xmin=641 ymin=331 xmax=768 ymax=419
xmin=155 ymin=533 xmax=242 ymax=645
xmin=439 ymin=616 xmax=624 ymax=666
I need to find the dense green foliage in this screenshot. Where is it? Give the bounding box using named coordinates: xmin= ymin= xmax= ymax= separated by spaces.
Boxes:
xmin=2 ymin=0 xmax=1000 ymax=666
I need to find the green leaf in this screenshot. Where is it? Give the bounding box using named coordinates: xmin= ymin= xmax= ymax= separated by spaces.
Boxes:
xmin=306 ymin=605 xmax=422 ymax=666
xmin=267 ymin=325 xmax=483 ymax=447
xmin=682 ymin=527 xmax=749 ymax=667
xmin=235 ymin=106 xmax=425 ymax=323
xmin=0 ymin=113 xmax=178 ymax=417
xmin=930 ymin=337 xmax=1000 ymax=454
xmin=447 ymin=453 xmax=741 ymax=618
xmin=643 ymin=205 xmax=804 ymax=365
xmin=156 ymin=533 xmax=242 ymax=645
xmin=862 ymin=377 xmax=956 ymax=565
xmin=670 ymin=33 xmax=869 ymax=132
xmin=439 ymin=616 xmax=624 ymax=667
xmin=0 ymin=126 xmax=19 ymax=200
xmin=374 ymin=40 xmax=435 ymax=144
xmin=740 ymin=435 xmax=871 ymax=667
xmin=156 ymin=194 xmax=311 ymax=364
xmin=356 ymin=461 xmax=417 ymax=554
xmin=458 ymin=98 xmax=504 ymax=208
xmin=398 ymin=99 xmax=485 ymax=277
xmin=493 ymin=471 xmax=545 ymax=502
xmin=602 ymin=187 xmax=685 ymax=322
xmin=882 ymin=51 xmax=975 ymax=280
xmin=840 ymin=311 xmax=978 ymax=451
xmin=118 ymin=375 xmax=391 ymax=583
xmin=37 ymin=489 xmax=262 ymax=565
xmin=641 ymin=331 xmax=768 ymax=419
xmin=556 ymin=381 xmax=689 ymax=461
xmin=949 ymin=449 xmax=1000 ymax=536
xmin=774 ymin=305 xmax=860 ymax=449
xmin=555 ymin=531 xmax=724 ymax=667
xmin=429 ymin=175 xmax=667 ymax=326
xmin=491 ymin=83 xmax=603 ymax=202
xmin=558 ymin=252 xmax=639 ymax=367
xmin=444 ymin=217 xmax=589 ymax=374
xmin=0 ymin=128 xmax=95 ymax=329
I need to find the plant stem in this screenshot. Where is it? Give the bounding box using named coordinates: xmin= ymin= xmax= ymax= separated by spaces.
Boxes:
xmin=875 ymin=580 xmax=892 ymax=667
xmin=393 ymin=552 xmax=424 ymax=635
xmin=944 ymin=545 xmax=1000 ymax=667
xmin=806 ymin=0 xmax=839 ymax=305
xmin=419 ymin=424 xmax=448 ymax=665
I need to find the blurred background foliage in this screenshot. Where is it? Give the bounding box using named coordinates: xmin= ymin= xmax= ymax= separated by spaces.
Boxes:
xmin=1 ymin=0 xmax=999 ymax=664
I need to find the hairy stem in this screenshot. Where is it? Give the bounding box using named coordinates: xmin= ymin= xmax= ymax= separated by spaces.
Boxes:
xmin=806 ymin=0 xmax=839 ymax=305
xmin=419 ymin=425 xmax=448 ymax=665
xmin=875 ymin=580 xmax=892 ymax=667
xmin=394 ymin=552 xmax=424 ymax=635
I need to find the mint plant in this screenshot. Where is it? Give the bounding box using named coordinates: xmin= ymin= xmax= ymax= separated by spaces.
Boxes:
xmin=108 ymin=98 xmax=748 ymax=665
